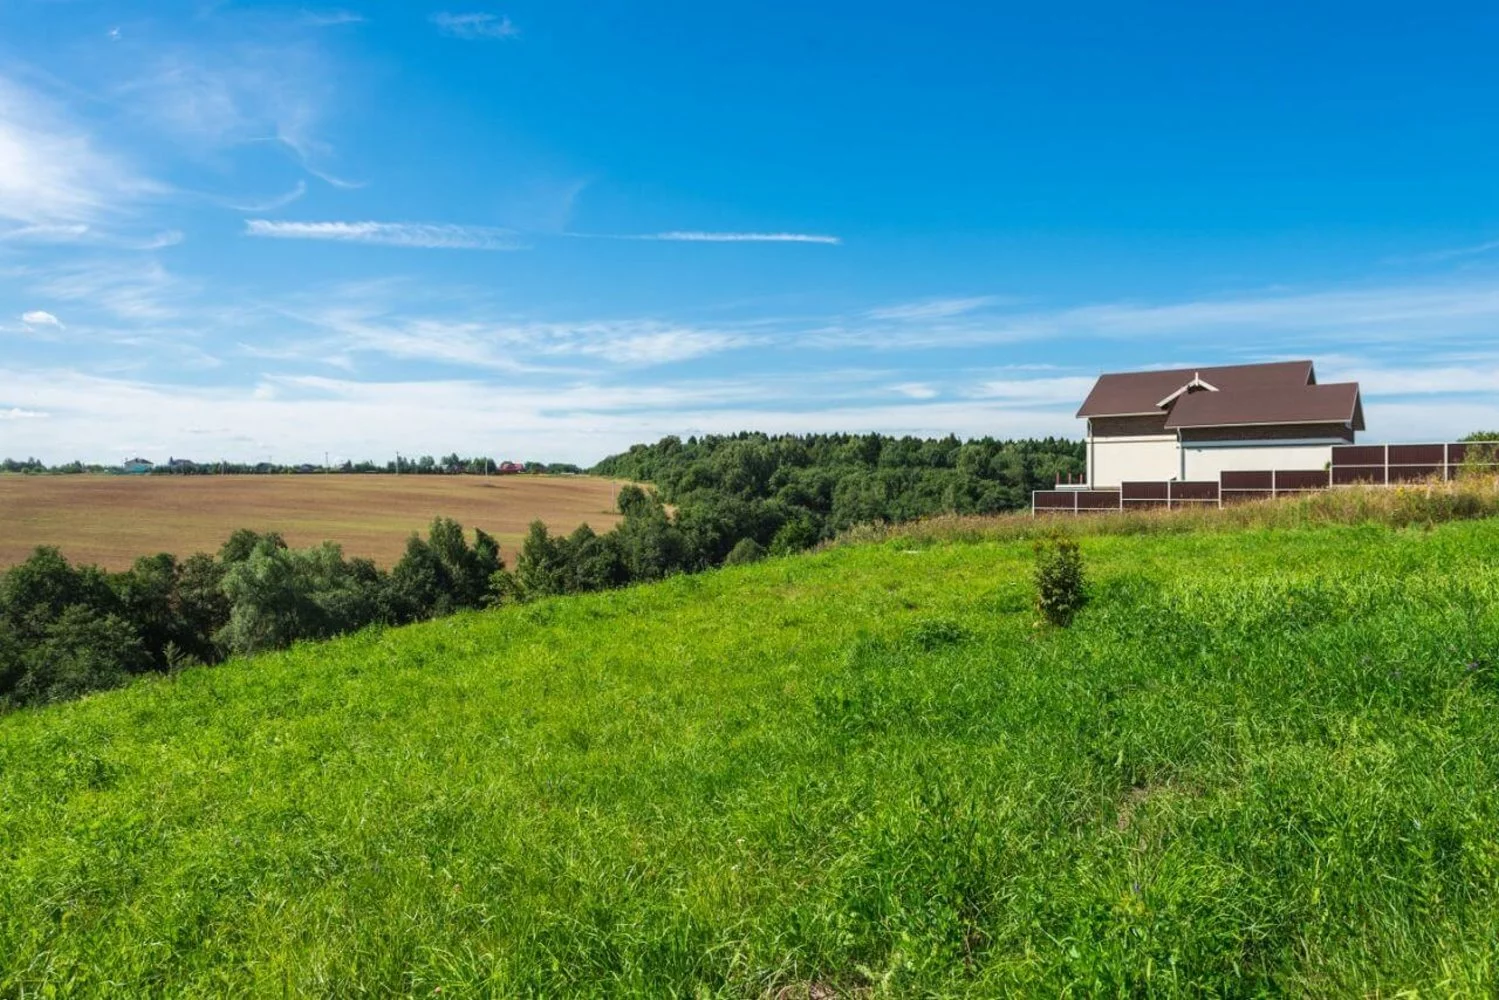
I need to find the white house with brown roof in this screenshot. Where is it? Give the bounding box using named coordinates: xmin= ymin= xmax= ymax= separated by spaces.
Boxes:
xmin=1076 ymin=360 xmax=1365 ymax=488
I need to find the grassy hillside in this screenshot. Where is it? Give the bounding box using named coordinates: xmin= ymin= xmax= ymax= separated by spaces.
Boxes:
xmin=3 ymin=521 xmax=1499 ymax=995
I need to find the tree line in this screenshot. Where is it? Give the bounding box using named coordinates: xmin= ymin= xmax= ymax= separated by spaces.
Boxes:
xmin=0 ymin=519 xmax=509 ymax=708
xmin=0 ymin=456 xmax=584 ymax=475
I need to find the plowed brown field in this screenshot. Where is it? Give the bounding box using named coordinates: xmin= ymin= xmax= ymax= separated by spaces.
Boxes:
xmin=0 ymin=474 xmax=626 ymax=570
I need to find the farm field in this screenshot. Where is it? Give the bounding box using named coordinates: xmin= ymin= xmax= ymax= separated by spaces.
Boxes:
xmin=3 ymin=519 xmax=1499 ymax=995
xmin=0 ymin=473 xmax=625 ymax=570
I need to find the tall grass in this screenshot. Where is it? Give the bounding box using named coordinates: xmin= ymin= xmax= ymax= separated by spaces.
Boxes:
xmin=2 ymin=519 xmax=1499 ymax=994
xmin=845 ymin=474 xmax=1499 ymax=548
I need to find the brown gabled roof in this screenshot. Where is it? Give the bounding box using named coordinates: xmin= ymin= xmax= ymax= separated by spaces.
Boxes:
xmin=1076 ymin=360 xmax=1314 ymax=418
xmin=1164 ymin=382 xmax=1365 ymax=430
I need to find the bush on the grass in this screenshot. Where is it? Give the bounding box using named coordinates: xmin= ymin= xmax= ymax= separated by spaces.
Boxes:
xmin=1034 ymin=533 xmax=1086 ymax=627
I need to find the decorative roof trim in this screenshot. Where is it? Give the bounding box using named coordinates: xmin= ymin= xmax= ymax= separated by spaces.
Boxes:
xmin=1154 ymin=372 xmax=1220 ymax=409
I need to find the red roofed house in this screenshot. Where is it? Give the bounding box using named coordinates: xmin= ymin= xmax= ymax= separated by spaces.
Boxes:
xmin=1076 ymin=360 xmax=1365 ymax=488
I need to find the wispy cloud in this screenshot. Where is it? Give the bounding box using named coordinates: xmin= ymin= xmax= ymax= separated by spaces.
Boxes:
xmin=120 ymin=43 xmax=355 ymax=187
xmin=245 ymin=220 xmax=524 ymax=250
xmin=21 ymin=310 xmax=63 ymax=329
xmin=0 ymin=75 xmax=159 ymax=228
xmin=0 ymin=223 xmax=181 ymax=250
xmin=965 ymin=375 xmax=1096 ymax=404
xmin=867 ymin=296 xmax=998 ymax=321
xmin=627 ymin=231 xmax=841 ymax=245
xmin=1399 ymin=238 xmax=1499 ymax=264
xmin=810 ymin=279 xmax=1499 ymax=352
xmin=300 ymin=9 xmax=365 ymax=27
xmin=277 ymin=304 xmax=759 ymax=370
xmin=225 ymin=181 xmax=308 ymax=213
xmin=27 ymin=258 xmax=193 ymax=322
xmin=133 ymin=230 xmax=185 ymax=250
xmin=890 ymin=382 xmax=939 ymax=399
xmin=0 ymin=223 xmax=92 ymax=243
xmin=0 ymin=407 xmax=48 ymax=420
xmin=431 ymin=12 xmax=519 ymax=39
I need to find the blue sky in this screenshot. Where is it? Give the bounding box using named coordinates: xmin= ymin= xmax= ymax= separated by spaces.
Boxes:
xmin=2 ymin=0 xmax=1498 ymax=464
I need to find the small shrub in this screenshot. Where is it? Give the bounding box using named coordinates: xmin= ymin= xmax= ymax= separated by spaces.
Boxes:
xmin=723 ymin=537 xmax=767 ymax=566
xmin=1459 ymin=438 xmax=1499 ymax=480
xmin=906 ymin=616 xmax=971 ymax=650
xmin=1034 ymin=533 xmax=1086 ymax=626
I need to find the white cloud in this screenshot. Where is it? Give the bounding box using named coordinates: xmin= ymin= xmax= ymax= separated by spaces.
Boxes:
xmin=0 ymin=223 xmax=181 ymax=251
xmin=1327 ymin=364 xmax=1499 ymax=397
xmin=0 ymin=368 xmax=1084 ymax=464
xmin=431 ymin=12 xmax=519 ymax=39
xmin=0 ymin=76 xmax=158 ymax=228
xmin=133 ymin=230 xmax=185 ymax=250
xmin=0 ymin=223 xmax=92 ymax=243
xmin=0 ymin=407 xmax=48 ymax=420
xmin=245 ymin=219 xmax=524 ymax=250
xmin=809 ymin=279 xmax=1499 ymax=351
xmin=1396 ymin=238 xmax=1499 ymax=264
xmin=29 ymin=259 xmax=191 ymax=321
xmin=637 ymin=231 xmax=841 ymax=245
xmin=965 ymin=375 xmax=1096 ymax=405
xmin=300 ymin=9 xmax=365 ymax=27
xmin=226 ymin=181 xmax=308 ymax=212
xmin=121 ymin=44 xmax=355 ymax=187
xmin=21 ymin=310 xmax=62 ymax=329
xmin=891 ymin=382 xmax=938 ymax=399
xmin=277 ymin=301 xmax=759 ymax=369
xmin=7 ymin=350 xmax=1499 ymax=466
xmin=867 ymin=296 xmax=998 ymax=321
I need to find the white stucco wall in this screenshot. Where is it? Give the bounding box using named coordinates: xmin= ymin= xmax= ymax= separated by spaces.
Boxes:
xmin=1090 ymin=436 xmax=1179 ymax=487
xmin=1182 ymin=442 xmax=1334 ymax=482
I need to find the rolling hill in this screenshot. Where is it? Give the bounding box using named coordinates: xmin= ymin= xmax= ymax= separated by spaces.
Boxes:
xmin=3 ymin=520 xmax=1499 ymax=996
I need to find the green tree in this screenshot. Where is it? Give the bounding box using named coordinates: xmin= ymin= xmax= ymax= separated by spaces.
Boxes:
xmin=13 ymin=606 xmax=150 ymax=705
xmin=391 ymin=518 xmax=503 ymax=617
xmin=515 ymin=521 xmax=570 ymax=597
xmin=723 ymin=537 xmax=767 ymax=566
xmin=217 ymin=540 xmax=385 ymax=655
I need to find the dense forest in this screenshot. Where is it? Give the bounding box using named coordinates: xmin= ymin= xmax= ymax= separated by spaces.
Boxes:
xmin=592 ymin=432 xmax=1084 ymax=551
xmin=1 ymin=433 xmax=1083 ymax=709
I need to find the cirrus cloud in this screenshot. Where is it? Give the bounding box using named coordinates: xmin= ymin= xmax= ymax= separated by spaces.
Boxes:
xmin=245 ymin=219 xmax=524 ymax=249
xmin=431 ymin=12 xmax=519 ymax=39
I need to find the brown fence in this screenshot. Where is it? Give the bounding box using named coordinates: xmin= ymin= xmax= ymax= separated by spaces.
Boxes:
xmin=1034 ymin=440 xmax=1499 ymax=514
xmin=1331 ymin=443 xmax=1499 ymax=485
xmin=1120 ymin=480 xmax=1218 ymax=509
xmin=1033 ymin=489 xmax=1122 ymax=514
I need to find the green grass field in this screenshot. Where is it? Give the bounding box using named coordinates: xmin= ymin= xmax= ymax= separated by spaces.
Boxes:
xmin=4 ymin=520 xmax=1499 ymax=995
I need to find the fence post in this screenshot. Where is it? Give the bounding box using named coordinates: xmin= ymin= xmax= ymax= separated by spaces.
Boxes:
xmin=1383 ymin=443 xmax=1390 ymax=486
